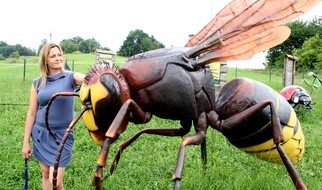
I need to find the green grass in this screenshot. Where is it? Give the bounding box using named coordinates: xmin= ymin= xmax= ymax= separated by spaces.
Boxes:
xmin=0 ymin=54 xmax=321 ymax=190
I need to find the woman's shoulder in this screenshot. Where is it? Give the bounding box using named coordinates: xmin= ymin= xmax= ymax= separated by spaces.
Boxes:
xmin=64 ymin=71 xmax=75 ymax=75
xmin=63 ymin=71 xmax=75 ymax=80
xmin=32 ymin=77 xmax=41 ymax=87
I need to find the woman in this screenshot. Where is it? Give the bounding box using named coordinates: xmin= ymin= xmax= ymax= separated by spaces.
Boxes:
xmin=22 ymin=43 xmax=85 ymax=190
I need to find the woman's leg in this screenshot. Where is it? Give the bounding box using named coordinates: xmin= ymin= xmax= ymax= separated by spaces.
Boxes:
xmin=39 ymin=162 xmax=66 ymax=190
xmin=39 ymin=162 xmax=51 ymax=190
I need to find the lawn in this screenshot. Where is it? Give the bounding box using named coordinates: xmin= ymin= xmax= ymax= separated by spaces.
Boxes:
xmin=0 ymin=54 xmax=321 ymax=190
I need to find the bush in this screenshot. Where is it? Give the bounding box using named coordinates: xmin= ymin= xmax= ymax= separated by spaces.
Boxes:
xmin=0 ymin=54 xmax=5 ymax=60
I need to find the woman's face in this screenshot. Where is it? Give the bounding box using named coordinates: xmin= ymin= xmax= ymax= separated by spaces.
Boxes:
xmin=47 ymin=47 xmax=64 ymax=73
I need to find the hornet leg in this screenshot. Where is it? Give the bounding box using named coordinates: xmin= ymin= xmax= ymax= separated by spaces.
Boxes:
xmin=173 ymin=112 xmax=208 ymax=190
xmin=109 ymin=121 xmax=192 ymax=175
xmin=268 ymin=101 xmax=306 ymax=190
xmin=208 ymin=100 xmax=306 ymax=190
xmin=92 ymin=138 xmax=113 ymax=190
xmin=50 ymin=93 xmax=86 ymax=190
xmin=92 ymin=99 xmax=153 ymax=188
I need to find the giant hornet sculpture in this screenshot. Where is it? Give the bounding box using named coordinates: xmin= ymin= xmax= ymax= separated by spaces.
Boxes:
xmin=46 ymin=0 xmax=320 ymax=189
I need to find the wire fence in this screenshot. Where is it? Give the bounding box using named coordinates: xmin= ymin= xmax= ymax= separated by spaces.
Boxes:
xmin=1 ymin=58 xmax=320 ymax=106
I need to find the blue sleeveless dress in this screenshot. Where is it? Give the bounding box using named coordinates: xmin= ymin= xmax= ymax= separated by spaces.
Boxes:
xmin=31 ymin=72 xmax=77 ymax=167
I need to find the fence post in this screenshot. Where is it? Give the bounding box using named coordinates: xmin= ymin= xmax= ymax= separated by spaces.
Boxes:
xmin=235 ymin=66 xmax=237 ymax=78
xmin=283 ymin=54 xmax=297 ymax=87
xmin=269 ymin=66 xmax=271 ymax=82
xmin=23 ymin=59 xmax=26 ymax=81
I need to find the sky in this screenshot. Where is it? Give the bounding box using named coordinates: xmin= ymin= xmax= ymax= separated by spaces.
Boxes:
xmin=1 ymin=0 xmax=321 ymax=68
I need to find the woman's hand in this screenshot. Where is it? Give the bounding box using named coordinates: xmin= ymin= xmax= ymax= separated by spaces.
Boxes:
xmin=22 ymin=142 xmax=33 ymax=159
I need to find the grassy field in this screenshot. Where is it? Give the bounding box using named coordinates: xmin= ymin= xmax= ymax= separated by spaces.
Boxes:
xmin=0 ymin=53 xmax=321 ymax=190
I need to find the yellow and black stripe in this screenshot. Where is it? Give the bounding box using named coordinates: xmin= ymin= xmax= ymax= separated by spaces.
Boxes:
xmin=216 ymin=78 xmax=305 ymax=164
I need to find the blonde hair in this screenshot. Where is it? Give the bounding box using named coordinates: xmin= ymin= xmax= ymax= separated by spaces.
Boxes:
xmin=38 ymin=43 xmax=66 ymax=86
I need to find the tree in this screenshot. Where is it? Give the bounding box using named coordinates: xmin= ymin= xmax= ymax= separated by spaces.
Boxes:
xmin=14 ymin=44 xmax=35 ymax=56
xmin=71 ymin=36 xmax=84 ymax=45
xmin=266 ymin=18 xmax=322 ymax=69
xmin=0 ymin=41 xmax=8 ymax=47
xmin=60 ymin=39 xmax=79 ymax=53
xmin=81 ymin=38 xmax=101 ymax=53
xmin=118 ymin=29 xmax=165 ymax=57
xmin=65 ymin=36 xmax=102 ymax=53
xmin=9 ymin=51 xmax=20 ymax=59
xmin=0 ymin=42 xmax=35 ymax=58
xmin=292 ymin=34 xmax=322 ymax=71
xmin=38 ymin=39 xmax=48 ymax=54
xmin=0 ymin=46 xmax=16 ymax=58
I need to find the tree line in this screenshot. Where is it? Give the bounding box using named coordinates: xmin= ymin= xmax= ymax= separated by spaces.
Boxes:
xmin=1 ymin=17 xmax=321 ymax=71
xmin=0 ymin=29 xmax=164 ymax=60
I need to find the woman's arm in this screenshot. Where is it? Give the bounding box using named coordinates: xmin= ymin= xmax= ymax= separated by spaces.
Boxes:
xmin=22 ymin=84 xmax=38 ymax=159
xmin=73 ymin=72 xmax=85 ymax=86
